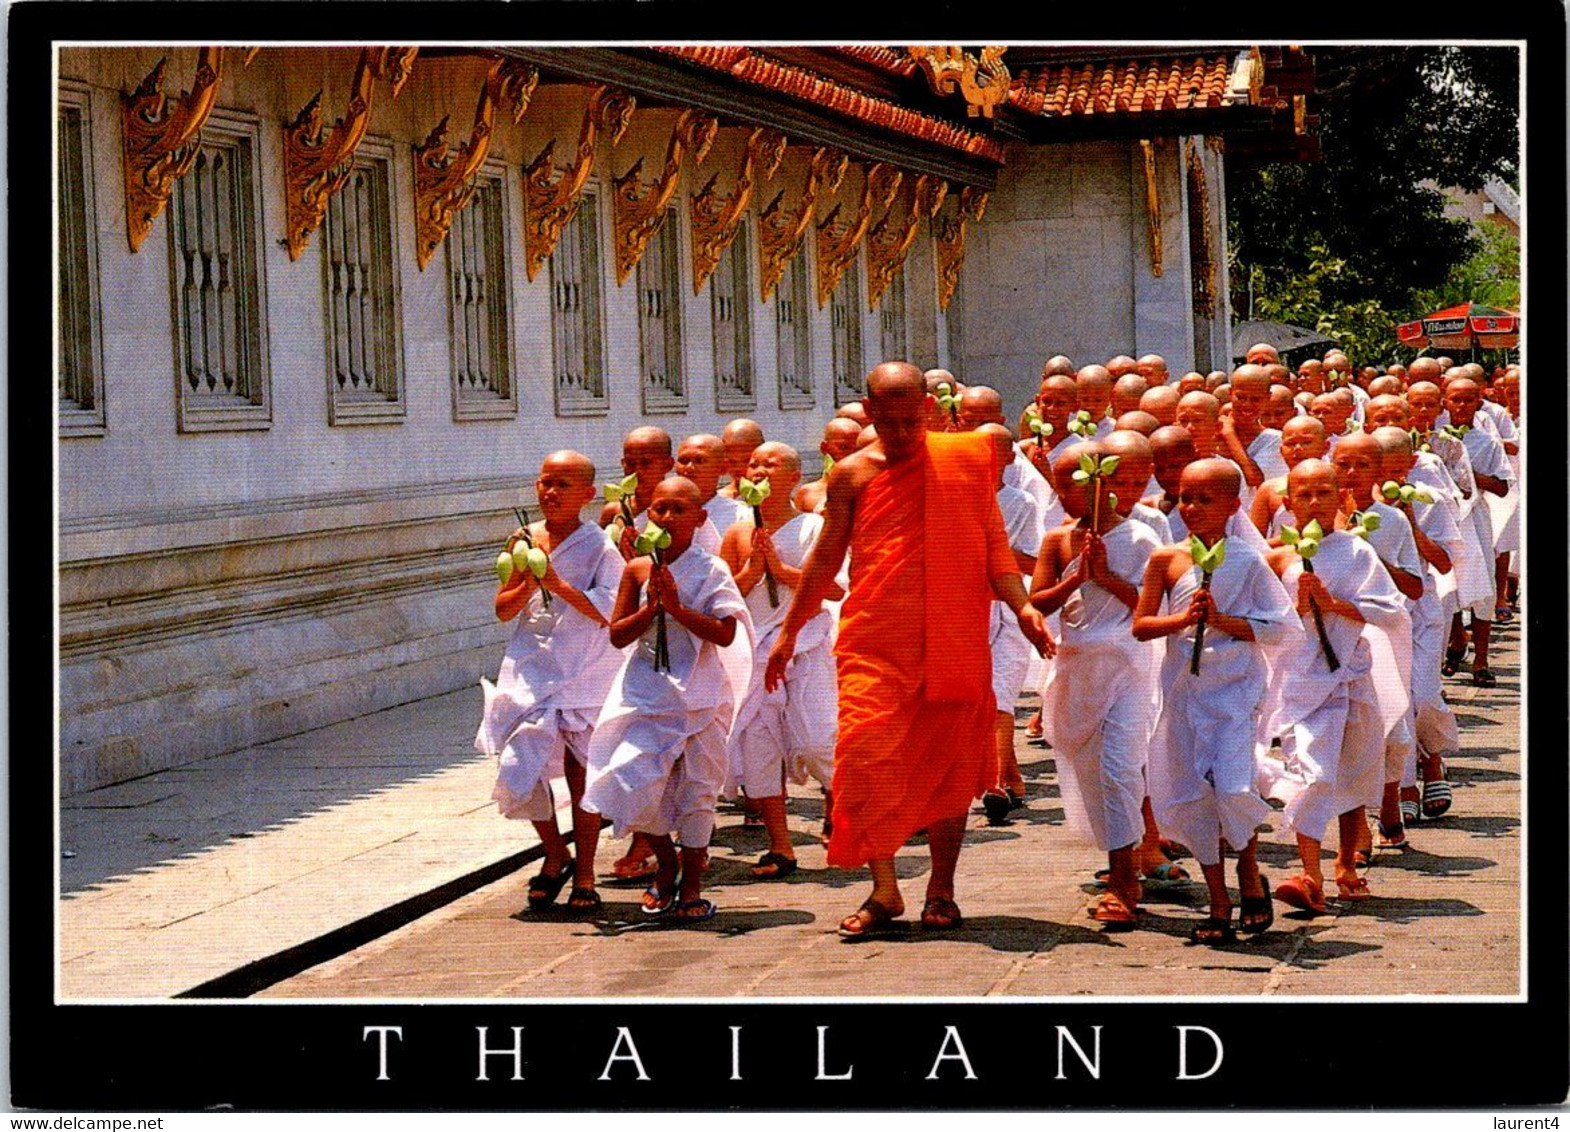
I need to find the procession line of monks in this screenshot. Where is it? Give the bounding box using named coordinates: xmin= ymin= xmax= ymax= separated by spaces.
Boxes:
xmin=473 ymin=344 xmax=1520 ymax=941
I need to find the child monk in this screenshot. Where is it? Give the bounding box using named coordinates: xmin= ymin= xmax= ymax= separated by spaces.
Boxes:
xmin=717 ymin=419 xmax=766 ymax=498
xmin=599 ymin=427 xmax=675 ymax=558
xmin=1438 ymin=378 xmax=1514 ymax=686
xmin=1135 ymin=459 xmax=1296 ymax=943
xmin=721 ymin=443 xmax=842 ymax=878
xmin=1261 ymin=459 xmax=1407 ymax=913
xmin=959 ymin=386 xmax=1063 ymax=529
xmin=1261 ymin=384 xmax=1298 ymax=432
xmin=1308 ymin=392 xmax=1355 ymax=450
xmin=1104 ymin=430 xmax=1171 ymax=543
xmin=1115 ymin=410 xmax=1161 ymax=437
xmin=1075 ymin=365 xmax=1117 ymax=438
xmin=1034 ymin=441 xmax=1163 ymax=927
xmin=1331 ymin=432 xmax=1423 ymax=865
xmin=1136 ymin=353 xmax=1170 ymax=386
xmin=1248 ymin=417 xmax=1330 ymax=538
xmin=1147 ymin=426 xmax=1269 ymax=555
xmin=795 ymin=418 xmax=864 ymax=514
xmin=1021 ymin=374 xmax=1080 ymax=468
xmin=1175 ymin=391 xmax=1226 ymax=459
xmin=1220 ymin=365 xmax=1288 ymax=490
xmin=1370 ymin=426 xmax=1464 ymax=840
xmin=678 ymin=434 xmax=747 ymax=547
xmin=582 ymin=477 xmax=754 ymax=923
xmin=1139 ymin=384 xmax=1180 ymax=426
xmin=1112 ymin=374 xmax=1149 ymax=417
xmin=475 ymin=452 xmax=626 ymax=912
xmin=978 ymin=424 xmax=1046 ymax=822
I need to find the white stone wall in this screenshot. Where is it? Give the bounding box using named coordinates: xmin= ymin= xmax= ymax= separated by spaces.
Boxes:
xmin=956 ymin=136 xmax=1218 ymax=412
xmin=56 ymin=47 xmax=945 ymax=792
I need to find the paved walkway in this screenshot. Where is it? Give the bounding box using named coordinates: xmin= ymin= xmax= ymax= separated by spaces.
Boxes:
xmin=255 ymin=619 xmax=1520 ymax=1001
xmin=61 ymin=619 xmax=1520 ymax=1001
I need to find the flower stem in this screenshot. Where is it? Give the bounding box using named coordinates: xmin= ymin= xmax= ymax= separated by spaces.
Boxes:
xmin=651 ymin=547 xmax=669 ymax=673
xmin=1189 ymin=573 xmax=1212 ymax=676
xmin=1302 ymin=562 xmax=1341 ymax=672
xmin=753 ymin=506 xmax=779 ymax=608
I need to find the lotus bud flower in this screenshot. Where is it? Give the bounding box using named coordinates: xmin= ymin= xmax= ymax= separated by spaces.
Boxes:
xmin=1029 ymin=417 xmax=1054 ymax=438
xmin=1098 ymin=454 xmax=1122 ymax=476
xmin=822 ymin=453 xmax=835 ymax=478
xmin=1381 ymin=480 xmax=1403 ymax=502
xmin=495 ymin=551 xmax=515 ymax=585
xmin=1066 ymin=410 xmax=1095 ymax=437
xmin=1349 ymin=510 xmax=1381 ymax=540
xmin=603 ymin=474 xmax=640 ymax=503
xmin=634 ymin=523 xmax=673 ymax=557
xmin=737 ymin=477 xmax=772 ymax=508
xmin=524 ymin=546 xmax=549 ymax=579
xmin=1106 ymin=492 xmax=1119 ymax=511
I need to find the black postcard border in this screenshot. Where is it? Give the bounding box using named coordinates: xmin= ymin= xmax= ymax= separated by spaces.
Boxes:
xmin=11 ymin=0 xmax=1568 ymax=1111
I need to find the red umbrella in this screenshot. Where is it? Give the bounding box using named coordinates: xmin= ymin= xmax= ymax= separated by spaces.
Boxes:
xmin=1396 ymin=301 xmax=1519 ymax=351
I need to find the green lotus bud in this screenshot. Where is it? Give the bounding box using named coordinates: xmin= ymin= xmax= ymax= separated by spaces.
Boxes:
xmin=1208 ymin=539 xmax=1228 ymax=572
xmin=1281 ymin=526 xmax=1300 ymax=546
xmin=1302 ymin=519 xmax=1325 ymax=541
xmin=633 ymin=524 xmax=666 ymax=557
xmin=936 ymin=382 xmax=953 ymax=397
xmin=1411 ymin=488 xmax=1433 ymax=504
xmin=495 ymin=551 xmax=515 ymax=585
xmin=1297 ymin=537 xmax=1320 ymax=559
xmin=822 ymin=453 xmax=835 ymax=478
xmin=603 ymin=482 xmax=621 ymax=503
xmin=1030 ymin=419 xmax=1054 ymax=437
xmin=656 ymin=528 xmax=672 ymax=550
xmin=1381 ymin=480 xmax=1402 ymax=501
xmin=1099 ymin=454 xmax=1122 ymax=476
xmin=524 ymin=546 xmax=549 ymax=579
xmin=1078 ymin=453 xmax=1098 ymax=475
xmin=1106 ymin=492 xmax=1119 ymax=511
xmin=1071 ymin=469 xmax=1091 ymax=484
xmin=511 ymin=545 xmax=533 ymax=575
xmin=1188 ymin=535 xmax=1209 ymax=561
xmin=1360 ymin=511 xmax=1381 ymax=532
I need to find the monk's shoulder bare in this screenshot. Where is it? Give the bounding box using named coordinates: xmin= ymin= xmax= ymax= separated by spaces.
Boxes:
xmin=597 ymin=501 xmax=620 ymax=527
xmin=1265 ymin=545 xmax=1296 ymax=576
xmin=1148 ymin=544 xmax=1190 ymax=587
xmin=828 ymin=446 xmax=885 ymax=502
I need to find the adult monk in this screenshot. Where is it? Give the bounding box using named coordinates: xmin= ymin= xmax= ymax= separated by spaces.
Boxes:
xmin=765 ymin=362 xmax=1053 ymax=938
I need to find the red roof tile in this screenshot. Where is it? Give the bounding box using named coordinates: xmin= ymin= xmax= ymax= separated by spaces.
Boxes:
xmin=652 ymin=45 xmax=1006 ymax=162
xmin=1010 ymin=53 xmax=1240 ymax=119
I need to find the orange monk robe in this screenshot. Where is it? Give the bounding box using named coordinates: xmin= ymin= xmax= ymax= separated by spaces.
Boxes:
xmin=827 ymin=431 xmax=1020 ymax=868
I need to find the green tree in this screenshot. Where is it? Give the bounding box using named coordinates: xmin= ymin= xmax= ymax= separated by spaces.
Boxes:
xmin=1229 ymin=46 xmax=1520 ymax=360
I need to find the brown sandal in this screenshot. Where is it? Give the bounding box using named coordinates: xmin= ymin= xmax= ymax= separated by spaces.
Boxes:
xmin=920 ymin=895 xmax=964 ymax=930
xmin=838 ymin=897 xmax=900 ymax=939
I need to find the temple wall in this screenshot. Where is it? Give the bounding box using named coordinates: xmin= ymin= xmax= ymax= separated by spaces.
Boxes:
xmin=956 ymin=136 xmax=1222 ymax=409
xmin=56 ymin=48 xmax=944 ymax=792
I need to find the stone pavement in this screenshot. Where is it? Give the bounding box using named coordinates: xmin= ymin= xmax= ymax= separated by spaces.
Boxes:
xmin=250 ymin=618 xmax=1522 ymax=1001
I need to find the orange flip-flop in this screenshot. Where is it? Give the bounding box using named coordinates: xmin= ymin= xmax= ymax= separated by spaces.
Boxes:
xmin=1275 ymin=874 xmax=1327 ymax=915
xmin=1092 ymin=892 xmax=1139 ymax=930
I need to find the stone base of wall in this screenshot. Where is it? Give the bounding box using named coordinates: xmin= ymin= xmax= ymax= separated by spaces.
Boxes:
xmin=59 ymin=479 xmax=528 ymax=795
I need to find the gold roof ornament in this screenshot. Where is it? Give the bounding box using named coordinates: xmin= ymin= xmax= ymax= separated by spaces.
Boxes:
xmin=934 ymin=184 xmax=987 ymax=311
xmin=412 ymin=58 xmax=538 ymax=271
xmin=611 ymin=109 xmax=719 ymax=286
xmin=120 ymin=47 xmax=226 ymax=254
xmin=282 ymin=48 xmax=419 ymax=262
xmin=755 ymin=146 xmax=846 ymax=304
xmin=689 ymin=126 xmax=787 ymax=296
xmin=866 ymin=173 xmax=948 ymax=311
xmin=522 ymin=86 xmax=636 ymax=282
xmin=1139 ymin=138 xmax=1163 ymax=278
xmin=815 ymin=162 xmax=901 ymax=309
xmin=906 ymin=45 xmax=1010 ymax=119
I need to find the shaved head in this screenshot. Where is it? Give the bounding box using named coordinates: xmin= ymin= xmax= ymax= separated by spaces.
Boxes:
xmin=1140 ymin=384 xmax=1181 ymax=425
xmin=1114 ymin=410 xmax=1161 ymax=436
xmin=1368 ymin=375 xmax=1404 ymax=397
xmin=1112 ymin=374 xmax=1149 ymax=416
xmin=856 ymin=424 xmax=879 ymax=448
xmin=721 ymin=419 xmax=763 ymax=448
xmin=1371 ymin=426 xmax=1412 ymax=457
xmin=1106 ymin=355 xmax=1139 ymax=379
xmin=626 ymin=426 xmax=672 ymax=454
xmin=1246 ymin=342 xmax=1281 ymax=366
xmin=1136 ymin=354 xmax=1169 ymax=382
xmin=542 ymin=449 xmax=596 ymax=485
xmin=976 ymin=422 xmax=1017 ymax=474
xmin=869 ymin=361 xmax=928 ymax=401
xmin=1185 ymin=456 xmax=1243 ymax=498
xmin=957 ymin=384 xmax=1006 ymax=429
xmin=1041 ymin=355 xmax=1076 ymax=379
xmin=836 ymin=401 xmax=871 ymax=427
xmin=1230 ymin=364 xmax=1270 ymax=392
xmin=653 ymin=475 xmax=703 ymax=507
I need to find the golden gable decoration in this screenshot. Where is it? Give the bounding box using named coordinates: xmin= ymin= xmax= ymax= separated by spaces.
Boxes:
xmin=689 ymin=126 xmax=787 ymax=296
xmin=611 ymin=109 xmax=719 ymax=285
xmin=522 ymin=86 xmax=637 ymax=282
xmin=755 ymin=146 xmax=846 ymax=303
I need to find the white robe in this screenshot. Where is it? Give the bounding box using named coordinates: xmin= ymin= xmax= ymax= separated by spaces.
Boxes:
xmin=1129 ymin=501 xmax=1173 ymax=545
xmin=582 ymin=548 xmax=754 ymax=846
xmin=704 ymin=493 xmax=750 ymax=545
xmin=474 ymin=523 xmax=626 ymax=821
xmin=727 ymin=512 xmax=839 ymax=797
xmin=1147 ymin=539 xmax=1297 ymax=867
xmin=1166 ymin=505 xmax=1272 ymax=558
xmin=1457 ymin=425 xmax=1515 ymax=614
xmin=1401 ymin=495 xmax=1467 ymax=774
xmin=991 ymin=484 xmax=1046 ymax=709
xmin=633 ymin=509 xmax=724 ymax=556
xmin=1257 ymin=532 xmax=1409 ymax=841
xmin=1040 ymin=520 xmax=1160 ymax=851
xmin=1244 ymin=428 xmax=1289 ymax=485
xmin=1006 ymin=445 xmax=1066 ymax=532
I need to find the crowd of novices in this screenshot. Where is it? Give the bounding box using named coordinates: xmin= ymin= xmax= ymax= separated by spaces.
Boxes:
xmin=473 ymin=345 xmax=1521 ymax=944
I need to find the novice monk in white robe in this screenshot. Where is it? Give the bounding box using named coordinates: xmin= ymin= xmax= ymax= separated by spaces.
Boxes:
xmin=1034 ymin=441 xmax=1161 ymax=928
xmin=1371 ymin=428 xmax=1465 ymax=835
xmin=1135 ymin=459 xmax=1297 ymax=944
xmin=721 ymin=443 xmax=842 ymax=879
xmin=476 ymin=453 xmax=626 ymax=912
xmin=1248 ymin=416 xmax=1330 ymax=539
xmin=583 ymin=478 xmax=754 ymax=924
xmin=979 ymin=425 xmax=1047 ymax=822
xmin=1332 ymin=433 xmax=1423 ymax=864
xmin=1149 ymin=425 xmax=1270 ymax=555
xmin=1261 ymin=460 xmax=1407 ymax=914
